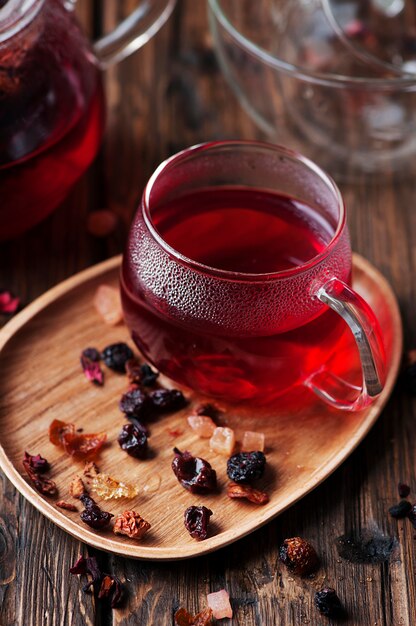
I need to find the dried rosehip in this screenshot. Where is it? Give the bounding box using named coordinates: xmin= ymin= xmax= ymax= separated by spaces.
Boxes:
xmin=184 ymin=506 xmax=213 ymax=540
xmin=389 ymin=500 xmax=412 ymax=518
xmin=118 ymin=423 xmax=148 ymax=459
xmin=113 ymin=510 xmax=151 ymax=539
xmin=314 ymin=587 xmax=345 ymax=618
xmin=49 ymin=419 xmax=75 ymax=445
xmin=80 ymin=494 xmax=113 ymax=529
xmin=23 ymin=451 xmax=49 ymax=473
xmin=49 ymin=419 xmax=107 ymax=459
xmin=101 ymin=342 xmax=134 ymax=372
xmin=226 ymin=451 xmax=266 ymax=483
xmin=172 ymin=449 xmax=217 ymax=494
xmin=279 ymin=537 xmax=319 ymax=576
xmin=0 ymin=290 xmax=20 ymax=314
xmin=227 ymin=482 xmax=269 ymax=505
xmin=174 ymin=607 xmax=213 ymax=626
xmin=70 ymin=476 xmax=86 ymax=499
xmin=398 ymin=482 xmax=410 ymax=498
xmin=119 ymin=388 xmax=150 ymax=418
xmin=80 ymin=354 xmax=104 ymax=386
xmin=149 ymin=388 xmax=187 ymax=412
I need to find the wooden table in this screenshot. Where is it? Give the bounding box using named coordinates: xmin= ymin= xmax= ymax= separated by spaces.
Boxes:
xmin=1 ymin=1 xmax=415 ymax=624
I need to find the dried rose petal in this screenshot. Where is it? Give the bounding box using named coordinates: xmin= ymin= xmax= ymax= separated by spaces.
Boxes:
xmin=113 ymin=510 xmax=151 ymax=539
xmin=0 ymin=290 xmax=20 ymax=314
xmin=174 ymin=607 xmax=213 ymax=626
xmin=227 ymin=482 xmax=269 ymax=505
xmin=86 ymin=209 xmax=118 ymax=238
xmin=56 ymin=500 xmax=78 ymax=511
xmin=70 ymin=556 xmax=123 ymax=608
xmin=93 ymin=284 xmax=123 ymax=326
xmin=80 ymin=354 xmax=104 ymax=386
xmin=23 ymin=451 xmax=49 ymax=473
xmin=187 ymin=415 xmax=216 ymax=438
xmin=22 ymin=461 xmax=57 ymax=497
xmin=97 ymin=574 xmax=123 ymax=607
xmin=241 ymin=431 xmax=265 ymax=452
xmin=207 ymin=590 xmax=233 ymax=619
xmin=209 ymin=427 xmax=235 ymax=456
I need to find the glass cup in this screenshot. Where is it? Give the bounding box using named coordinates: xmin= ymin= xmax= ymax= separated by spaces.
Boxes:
xmin=121 ymin=141 xmax=386 ymax=410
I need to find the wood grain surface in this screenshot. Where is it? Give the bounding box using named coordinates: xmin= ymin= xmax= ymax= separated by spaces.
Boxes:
xmin=0 ymin=1 xmax=415 ymax=624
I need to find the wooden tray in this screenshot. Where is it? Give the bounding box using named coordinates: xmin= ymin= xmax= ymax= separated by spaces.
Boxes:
xmin=0 ymin=254 xmax=402 ymax=560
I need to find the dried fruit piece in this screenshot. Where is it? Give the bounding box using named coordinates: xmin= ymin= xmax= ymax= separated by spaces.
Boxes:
xmin=125 ymin=359 xmax=159 ymax=387
xmin=49 ymin=419 xmax=107 ymax=459
xmin=113 ymin=510 xmax=151 ymax=539
xmin=91 ymin=473 xmax=139 ymax=500
xmin=184 ymin=505 xmax=213 ymax=540
xmin=70 ymin=476 xmax=87 ymax=499
xmin=227 ymin=482 xmax=269 ymax=505
xmin=49 ymin=419 xmax=75 ymax=445
xmin=314 ymin=587 xmax=345 ymax=618
xmin=0 ymin=290 xmax=20 ymax=314
xmin=101 ymin=342 xmax=134 ymax=372
xmin=87 ymin=209 xmax=118 ymax=238
xmin=83 ymin=461 xmax=99 ymax=479
xmin=187 ymin=415 xmax=216 ymax=438
xmin=398 ymin=482 xmax=410 ymax=498
xmin=227 ymin=451 xmax=266 ymax=483
xmin=80 ymin=353 xmax=104 ymax=386
xmin=408 ymin=504 xmax=416 ymax=528
xmin=209 ymin=426 xmax=235 ymax=456
xmin=172 ymin=449 xmax=217 ymax=494
xmin=70 ymin=556 xmax=123 ymax=608
xmin=118 ymin=423 xmax=148 ymax=459
xmin=119 ymin=388 xmax=150 ymax=418
xmin=79 ymin=494 xmax=113 ymax=529
xmin=241 ymin=431 xmax=265 ymax=453
xmin=279 ymin=537 xmax=319 ymax=576
xmin=97 ymin=574 xmax=123 ymax=607
xmin=93 ymin=285 xmax=123 ymax=326
xmin=389 ymin=500 xmax=412 ymax=518
xmin=81 ymin=347 xmax=101 ymax=362
xmin=207 ymin=589 xmax=233 ymax=619
xmin=149 ymin=388 xmax=187 ymax=412
xmin=56 ymin=501 xmax=78 ymax=511
xmin=23 ymin=452 xmax=57 ymax=497
xmin=174 ymin=607 xmax=213 ymax=626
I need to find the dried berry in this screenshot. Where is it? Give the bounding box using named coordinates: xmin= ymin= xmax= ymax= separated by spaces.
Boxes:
xmin=80 ymin=354 xmax=104 ymax=386
xmin=408 ymin=504 xmax=416 ymax=528
xmin=172 ymin=449 xmax=217 ymax=494
xmin=92 ymin=473 xmax=139 ymax=500
xmin=56 ymin=501 xmax=78 ymax=512
xmin=314 ymin=587 xmax=345 ymax=618
xmin=118 ymin=423 xmax=148 ymax=459
xmin=83 ymin=461 xmax=99 ymax=479
xmin=70 ymin=476 xmax=87 ymax=499
xmin=279 ymin=537 xmax=319 ymax=576
xmin=101 ymin=342 xmax=134 ymax=372
xmin=125 ymin=360 xmax=160 ymax=386
xmin=149 ymin=388 xmax=187 ymax=412
xmin=49 ymin=419 xmax=107 ymax=459
xmin=227 ymin=451 xmax=266 ymax=483
xmin=174 ymin=607 xmax=213 ymax=626
xmin=70 ymin=556 xmax=123 ymax=608
xmin=22 ymin=452 xmax=57 ymax=497
xmin=227 ymin=482 xmax=269 ymax=505
xmin=184 ymin=506 xmax=213 ymax=540
xmin=0 ymin=290 xmax=20 ymax=314
xmin=119 ymin=388 xmax=150 ymax=418
xmin=80 ymin=494 xmax=113 ymax=529
xmin=398 ymin=482 xmax=410 ymax=498
xmin=113 ymin=510 xmax=151 ymax=539
xmin=81 ymin=347 xmax=101 ymax=362
xmin=389 ymin=500 xmax=412 ymax=518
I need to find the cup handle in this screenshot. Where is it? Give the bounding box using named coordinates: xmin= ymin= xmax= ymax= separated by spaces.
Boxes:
xmin=305 ymin=277 xmax=385 ymax=411
xmin=76 ymin=0 xmax=177 ymax=68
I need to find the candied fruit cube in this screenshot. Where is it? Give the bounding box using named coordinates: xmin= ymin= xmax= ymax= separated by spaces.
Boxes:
xmin=207 ymin=589 xmax=233 ymax=619
xmin=93 ymin=284 xmax=123 ymax=326
xmin=241 ymin=431 xmax=265 ymax=452
xmin=187 ymin=414 xmax=216 ymax=438
xmin=209 ymin=427 xmax=235 ymax=456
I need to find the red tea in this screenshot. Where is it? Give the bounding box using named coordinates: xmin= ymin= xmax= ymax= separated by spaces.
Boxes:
xmin=0 ymin=0 xmax=105 ymax=239
xmin=121 ymin=187 xmax=359 ymax=404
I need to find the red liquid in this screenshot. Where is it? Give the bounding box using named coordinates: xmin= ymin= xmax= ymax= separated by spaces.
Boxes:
xmin=122 ymin=188 xmax=358 ymax=404
xmin=0 ymin=0 xmax=105 ymax=239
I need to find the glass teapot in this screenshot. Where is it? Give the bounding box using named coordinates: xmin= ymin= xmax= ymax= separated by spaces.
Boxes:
xmin=0 ymin=0 xmax=175 ymax=240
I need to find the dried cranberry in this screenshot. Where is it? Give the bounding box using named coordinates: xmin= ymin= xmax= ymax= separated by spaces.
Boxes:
xmin=81 ymin=347 xmax=101 ymax=362
xmin=101 ymin=342 xmax=134 ymax=372
xmin=118 ymin=423 xmax=148 ymax=459
xmin=172 ymin=449 xmax=217 ymax=494
xmin=226 ymin=451 xmax=266 ymax=483
xmin=80 ymin=494 xmax=113 ymax=529
xmin=139 ymin=364 xmax=159 ymax=387
xmin=314 ymin=587 xmax=345 ymax=618
xmin=398 ymin=482 xmax=410 ymax=498
xmin=279 ymin=537 xmax=319 ymax=576
xmin=119 ymin=388 xmax=150 ymax=418
xmin=389 ymin=500 xmax=412 ymax=518
xmin=184 ymin=505 xmax=213 ymax=540
xmin=22 ymin=452 xmax=57 ymax=496
xmin=149 ymin=388 xmax=187 ymax=412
